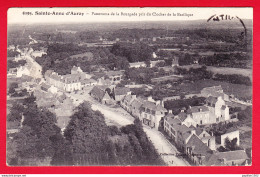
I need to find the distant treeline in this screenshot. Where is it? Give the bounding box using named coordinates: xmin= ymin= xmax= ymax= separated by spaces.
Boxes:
xmin=175 ymin=66 xmax=252 ymax=86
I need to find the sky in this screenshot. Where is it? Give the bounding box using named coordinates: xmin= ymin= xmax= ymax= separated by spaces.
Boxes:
xmin=8 ymin=7 xmax=253 ymax=24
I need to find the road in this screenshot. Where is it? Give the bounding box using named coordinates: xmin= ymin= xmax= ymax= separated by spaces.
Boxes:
xmin=67 ymin=88 xmax=190 ymax=166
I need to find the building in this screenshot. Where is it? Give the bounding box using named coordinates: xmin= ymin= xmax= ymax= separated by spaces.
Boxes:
xmin=139 ymin=97 xmax=167 ymax=129
xmin=128 ymin=97 xmax=144 ymax=119
xmin=105 ymin=70 xmax=124 ymax=85
xmin=171 ymin=56 xmax=179 ymax=67
xmin=129 ymin=62 xmax=147 ymax=68
xmin=31 ymin=50 xmax=47 ymax=58
xmin=201 ymin=86 xmax=229 ymax=101
xmin=41 ymin=83 xmax=58 ymax=94
xmin=150 ymin=60 xmax=166 ymax=67
xmin=187 ymin=106 xmax=210 ymax=126
xmin=16 ymin=66 xmax=30 ymax=77
xmin=45 ymin=66 xmax=94 ymax=92
xmin=206 ymin=96 xmax=230 ymax=123
xmin=185 ymin=134 xmax=213 ymax=165
xmin=205 ymin=150 xmax=249 ymax=166
xmin=89 ymin=86 xmax=115 ymax=105
xmin=81 ymin=79 xmax=98 ymax=87
xmin=113 ymin=87 xmax=131 ymax=102
xmin=175 ymin=111 xmax=197 ymax=128
xmin=120 ymin=94 xmax=136 ymax=112
xmin=220 ymin=130 xmax=240 ymax=146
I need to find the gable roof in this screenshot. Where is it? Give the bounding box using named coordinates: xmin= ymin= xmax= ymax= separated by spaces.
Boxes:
xmin=206 ymin=96 xmax=218 ymax=105
xmin=114 ymin=87 xmax=131 ymax=96
xmin=186 ymin=134 xmax=212 ymax=156
xmin=187 ymin=106 xmax=209 ymax=114
xmin=129 ymin=62 xmax=146 ymax=67
xmin=106 ymin=70 xmax=124 ymax=77
xmin=41 ymin=83 xmax=51 ymax=90
xmin=205 ymin=150 xmax=249 ymax=166
xmin=165 ymin=117 xmax=181 ymax=126
xmin=195 ymin=128 xmax=204 ymax=136
xmin=177 ymin=112 xmax=188 ymax=121
xmin=142 ymin=101 xmax=167 ymax=112
xmin=130 ymin=98 xmax=144 ymax=110
xmin=89 ymin=86 xmax=107 ymax=100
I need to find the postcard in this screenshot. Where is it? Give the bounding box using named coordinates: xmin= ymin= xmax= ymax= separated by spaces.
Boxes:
xmin=6 ymin=7 xmax=253 ymax=167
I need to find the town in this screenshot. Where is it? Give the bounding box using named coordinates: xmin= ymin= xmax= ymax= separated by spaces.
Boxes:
xmin=6 ymin=20 xmax=252 ymax=166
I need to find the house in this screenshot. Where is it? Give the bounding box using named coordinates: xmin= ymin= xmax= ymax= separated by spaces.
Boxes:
xmin=187 ymin=106 xmax=210 ymax=126
xmin=16 ymin=66 xmax=30 ymax=77
xmin=150 ymin=60 xmax=166 ymax=67
xmin=97 ymin=78 xmax=111 ymax=85
xmin=129 ymin=62 xmax=147 ymax=68
xmin=128 ymin=97 xmax=144 ymax=119
xmin=45 ymin=70 xmax=82 ymax=92
xmin=206 ymin=96 xmax=230 ymax=123
xmin=105 ymin=70 xmax=124 ymax=85
xmin=175 ymin=111 xmax=197 ymax=128
xmin=113 ymin=87 xmax=131 ymax=102
xmin=81 ymin=79 xmax=98 ymax=87
xmin=61 ymin=74 xmax=82 ymax=92
xmin=171 ymin=56 xmax=179 ymax=67
xmin=120 ymin=94 xmax=136 ymax=112
xmin=185 ymin=134 xmax=213 ymax=165
xmin=205 ymin=150 xmax=249 ymax=166
xmin=195 ymin=128 xmax=216 ymax=150
xmin=220 ymin=130 xmax=240 ymax=146
xmin=89 ymin=86 xmax=114 ymax=105
xmin=139 ymin=97 xmax=167 ymax=129
xmin=41 ymin=83 xmax=51 ymax=92
xmin=201 ymin=86 xmax=229 ymax=101
xmin=71 ymin=66 xmax=92 ymax=79
xmin=31 ymin=50 xmax=47 ymax=58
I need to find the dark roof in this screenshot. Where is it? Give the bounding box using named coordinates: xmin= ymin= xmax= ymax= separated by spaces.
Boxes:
xmin=41 ymin=83 xmax=51 ymax=90
xmin=177 ymin=112 xmax=187 ymax=121
xmin=89 ymin=86 xmax=106 ymax=100
xmin=81 ymin=79 xmax=96 ymax=84
xmin=205 ymin=150 xmax=249 ymax=166
xmin=186 ymin=134 xmax=212 ymax=156
xmin=221 ymin=105 xmax=227 ymax=110
xmin=106 ymin=70 xmax=124 ymax=77
xmin=142 ymin=101 xmax=167 ymax=112
xmin=114 ymin=87 xmax=130 ymax=96
xmin=195 ymin=128 xmax=204 ymax=136
xmin=206 ymin=96 xmax=218 ymax=105
xmin=165 ymin=117 xmax=181 ymax=126
xmin=130 ymin=98 xmax=143 ymax=110
xmin=45 ymin=70 xmax=54 ymax=78
xmin=187 ymin=106 xmax=209 ymax=114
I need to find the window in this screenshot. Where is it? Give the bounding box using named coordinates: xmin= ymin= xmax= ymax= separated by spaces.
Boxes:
xmin=203 ymin=134 xmax=205 ymax=137
xmin=200 ymin=120 xmax=202 ymax=125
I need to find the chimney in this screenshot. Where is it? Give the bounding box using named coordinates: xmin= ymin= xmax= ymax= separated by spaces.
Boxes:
xmin=20 ymin=114 xmax=25 ymax=128
xmin=169 ymin=110 xmax=173 ymax=114
xmin=148 ymin=96 xmax=154 ymax=102
xmin=181 ymin=109 xmax=184 ymax=113
xmin=156 ymin=100 xmax=160 ymax=106
xmin=191 ymin=129 xmax=196 ymax=135
xmin=161 ymin=100 xmax=165 ymax=107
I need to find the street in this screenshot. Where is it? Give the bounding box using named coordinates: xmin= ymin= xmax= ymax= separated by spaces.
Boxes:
xmin=67 ymin=88 xmax=190 ymax=166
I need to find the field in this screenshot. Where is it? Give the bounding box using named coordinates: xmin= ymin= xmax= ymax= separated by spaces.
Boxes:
xmin=173 ymin=79 xmax=252 ymax=99
xmin=179 ymin=64 xmax=252 ymax=81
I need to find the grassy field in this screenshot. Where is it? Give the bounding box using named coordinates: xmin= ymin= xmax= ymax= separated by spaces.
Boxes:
xmin=173 ymin=79 xmax=252 ymax=99
xmin=179 ymin=64 xmax=252 ymax=81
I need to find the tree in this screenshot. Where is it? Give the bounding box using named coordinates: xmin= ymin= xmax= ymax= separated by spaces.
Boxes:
xmin=64 ymin=102 xmax=109 ymax=165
